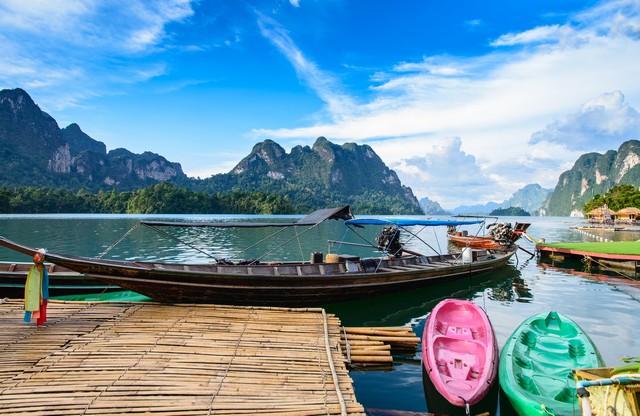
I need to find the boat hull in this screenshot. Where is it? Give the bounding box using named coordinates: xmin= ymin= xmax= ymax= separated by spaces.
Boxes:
xmin=0 ymin=236 xmax=516 ymax=307
xmin=499 ymin=311 xmax=604 ymax=416
xmin=0 ymin=261 xmax=119 ymax=298
xmin=447 ymin=234 xmax=502 ymax=249
xmin=574 ymin=367 xmax=640 ymax=416
xmin=421 ymin=299 xmax=498 ymax=409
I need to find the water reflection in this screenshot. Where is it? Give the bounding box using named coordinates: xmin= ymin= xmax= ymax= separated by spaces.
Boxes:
xmin=2 ymin=215 xmax=640 ymax=413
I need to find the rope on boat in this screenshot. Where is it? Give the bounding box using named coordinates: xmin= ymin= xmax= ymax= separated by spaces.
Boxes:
xmin=97 ymin=222 xmax=141 ymax=259
xmin=322 ymin=309 xmax=348 ymax=416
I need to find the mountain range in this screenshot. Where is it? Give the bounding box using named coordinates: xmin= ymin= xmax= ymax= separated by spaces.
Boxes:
xmin=446 ymin=184 xmax=553 ymax=216
xmin=0 ymin=88 xmax=420 ymax=214
xmin=3 ymin=87 xmax=639 ymax=216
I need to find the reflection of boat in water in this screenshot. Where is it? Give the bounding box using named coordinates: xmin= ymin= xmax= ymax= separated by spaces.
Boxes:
xmin=447 ymin=220 xmax=531 ymax=250
xmin=538 ymin=261 xmax=640 ymax=288
xmin=0 ymin=261 xmax=119 ymax=298
xmin=0 ymin=206 xmax=517 ymax=307
xmin=574 ymin=365 xmax=640 ymax=416
xmin=421 ymin=299 xmax=499 ymax=414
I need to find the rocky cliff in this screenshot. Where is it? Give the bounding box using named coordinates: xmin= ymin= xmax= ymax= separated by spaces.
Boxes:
xmin=0 ymin=88 xmax=186 ymax=190
xmin=541 ymin=140 xmax=640 ymax=216
xmin=192 ymin=137 xmax=423 ymax=214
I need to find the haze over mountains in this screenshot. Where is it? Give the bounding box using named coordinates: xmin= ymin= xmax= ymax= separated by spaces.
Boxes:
xmin=2 ymin=88 xmax=639 ymax=216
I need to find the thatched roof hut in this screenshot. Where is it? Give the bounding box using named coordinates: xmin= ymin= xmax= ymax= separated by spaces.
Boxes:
xmin=615 ymin=207 xmax=640 ymax=221
xmin=586 ymin=206 xmax=615 ymax=222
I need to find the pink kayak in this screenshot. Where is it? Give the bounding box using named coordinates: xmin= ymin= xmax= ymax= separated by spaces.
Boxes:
xmin=421 ymin=299 xmax=498 ymax=408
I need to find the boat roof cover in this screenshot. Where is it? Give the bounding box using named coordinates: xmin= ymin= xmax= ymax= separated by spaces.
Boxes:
xmin=139 ymin=205 xmax=354 ymax=228
xmin=345 ymin=218 xmax=484 ymax=227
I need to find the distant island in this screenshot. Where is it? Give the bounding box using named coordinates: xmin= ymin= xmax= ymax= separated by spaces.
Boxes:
xmin=489 ymin=206 xmax=530 ymax=216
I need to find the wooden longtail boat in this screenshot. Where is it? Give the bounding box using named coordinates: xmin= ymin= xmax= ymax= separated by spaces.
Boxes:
xmin=0 ymin=261 xmax=119 ymax=298
xmin=421 ymin=299 xmax=499 ymax=414
xmin=574 ymin=366 xmax=640 ymax=416
xmin=448 ymin=221 xmax=531 ymax=249
xmin=0 ymin=206 xmax=517 ymax=307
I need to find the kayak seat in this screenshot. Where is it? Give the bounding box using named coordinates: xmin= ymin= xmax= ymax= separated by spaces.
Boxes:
xmin=470 ymin=326 xmax=485 ymax=340
xmin=445 ymin=325 xmax=474 ymax=340
xmin=518 ymin=329 xmax=538 ymax=349
xmin=438 ymin=349 xmax=481 ymax=381
xmin=516 ymin=373 xmax=540 ymax=395
xmin=434 ymin=320 xmax=448 ymax=335
xmin=554 ymin=386 xmax=575 ymax=403
xmin=568 ymin=339 xmax=586 ymax=358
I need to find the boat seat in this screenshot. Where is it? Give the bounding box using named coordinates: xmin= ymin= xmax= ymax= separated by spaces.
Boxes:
xmin=439 ymin=350 xmax=480 ymax=380
xmin=518 ymin=329 xmax=538 ymax=349
xmin=445 ymin=325 xmax=474 ymax=340
xmin=361 ymin=258 xmax=379 ymax=273
xmin=516 ymin=374 xmax=540 ymax=395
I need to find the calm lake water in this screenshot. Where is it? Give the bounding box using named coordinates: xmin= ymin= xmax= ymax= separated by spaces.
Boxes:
xmin=1 ymin=214 xmax=638 ymax=414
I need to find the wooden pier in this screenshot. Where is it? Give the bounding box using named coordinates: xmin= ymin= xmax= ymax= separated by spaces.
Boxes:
xmin=0 ymin=299 xmax=365 ymax=415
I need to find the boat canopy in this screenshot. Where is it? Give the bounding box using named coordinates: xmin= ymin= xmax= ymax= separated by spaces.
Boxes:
xmin=140 ymin=205 xmax=355 ymax=228
xmin=345 ymin=218 xmax=484 ymax=227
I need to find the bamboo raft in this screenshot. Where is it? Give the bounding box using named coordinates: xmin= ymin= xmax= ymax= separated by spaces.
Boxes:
xmin=0 ymin=299 xmax=365 ymax=415
xmin=340 ymin=327 xmax=419 ymax=368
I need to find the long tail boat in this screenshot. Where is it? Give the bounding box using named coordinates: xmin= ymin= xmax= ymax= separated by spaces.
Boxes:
xmin=0 ymin=206 xmax=517 ymax=307
xmin=447 ymin=220 xmax=531 ymax=249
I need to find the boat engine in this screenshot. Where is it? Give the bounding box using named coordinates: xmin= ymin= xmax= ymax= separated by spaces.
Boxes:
xmin=487 ymin=222 xmax=513 ymax=244
xmin=376 ymin=226 xmax=403 ymax=257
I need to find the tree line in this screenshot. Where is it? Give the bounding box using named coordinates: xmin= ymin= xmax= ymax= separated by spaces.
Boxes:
xmin=0 ymin=183 xmax=295 ymax=215
xmin=583 ymin=184 xmax=640 ymax=212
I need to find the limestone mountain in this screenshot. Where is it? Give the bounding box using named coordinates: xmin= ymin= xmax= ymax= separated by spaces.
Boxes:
xmin=540 ymin=140 xmax=640 ymax=216
xmin=0 ymin=88 xmax=423 ymax=214
xmin=419 ymin=196 xmax=448 ymax=215
xmin=449 ymin=184 xmax=552 ymax=215
xmin=190 ymin=138 xmax=423 ymax=214
xmin=0 ymin=88 xmax=186 ymax=190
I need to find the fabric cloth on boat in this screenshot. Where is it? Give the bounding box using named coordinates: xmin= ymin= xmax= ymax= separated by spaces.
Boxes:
xmin=23 ymin=251 xmax=49 ymax=325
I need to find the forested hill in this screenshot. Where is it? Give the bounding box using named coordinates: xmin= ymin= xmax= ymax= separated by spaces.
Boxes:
xmin=0 ymin=88 xmax=422 ymax=214
xmin=181 ymin=138 xmax=422 ymax=214
xmin=0 ymin=88 xmax=187 ymax=190
xmin=541 ymin=140 xmax=640 ymax=216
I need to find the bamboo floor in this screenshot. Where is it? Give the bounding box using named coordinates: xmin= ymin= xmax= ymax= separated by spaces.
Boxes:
xmin=0 ymin=299 xmax=365 ymax=415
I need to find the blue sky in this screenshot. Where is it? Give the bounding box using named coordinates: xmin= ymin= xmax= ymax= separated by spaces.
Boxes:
xmin=2 ymin=0 xmax=640 ymax=209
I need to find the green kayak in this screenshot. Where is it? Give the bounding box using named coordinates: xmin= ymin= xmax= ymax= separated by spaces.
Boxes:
xmin=499 ymin=311 xmax=604 ymax=415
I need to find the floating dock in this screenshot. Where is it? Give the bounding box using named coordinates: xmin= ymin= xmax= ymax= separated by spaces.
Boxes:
xmin=537 ymin=241 xmax=640 ymax=273
xmin=0 ymin=299 xmax=366 ymax=415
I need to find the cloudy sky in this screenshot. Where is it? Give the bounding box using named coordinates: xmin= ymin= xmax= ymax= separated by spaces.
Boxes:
xmin=1 ymin=0 xmax=640 ymax=209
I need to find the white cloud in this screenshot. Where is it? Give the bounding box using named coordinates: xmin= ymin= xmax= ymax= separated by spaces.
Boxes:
xmin=491 ymin=25 xmax=576 ymax=47
xmin=254 ymin=0 xmax=640 ymax=207
xmin=256 ymin=12 xmax=356 ymax=120
xmin=390 ymin=137 xmax=503 ymax=209
xmin=0 ymin=0 xmax=194 ymax=108
xmin=530 ymin=91 xmax=640 ymax=151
